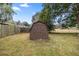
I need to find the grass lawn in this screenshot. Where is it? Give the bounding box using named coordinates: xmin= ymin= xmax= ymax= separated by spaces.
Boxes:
xmin=0 ymin=33 xmax=79 ymax=56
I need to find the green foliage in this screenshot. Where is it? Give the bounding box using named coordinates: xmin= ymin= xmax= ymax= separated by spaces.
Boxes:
xmin=39 ymin=3 xmax=75 ymax=31
xmin=32 ymin=12 xmax=40 ymax=23
xmin=0 ymin=3 xmax=15 ymax=23
xmin=39 ymin=4 xmax=51 ymax=23
xmin=39 ymin=4 xmax=54 ymax=31
xmin=22 ymin=21 xmax=29 ymax=26
xmin=16 ymin=20 xmax=21 ymax=25
xmin=39 ymin=3 xmax=79 ymax=30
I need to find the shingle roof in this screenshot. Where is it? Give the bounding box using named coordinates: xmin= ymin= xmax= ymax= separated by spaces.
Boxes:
xmin=30 ymin=21 xmax=47 ymax=31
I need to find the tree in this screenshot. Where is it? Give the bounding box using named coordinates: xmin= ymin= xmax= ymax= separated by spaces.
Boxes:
xmin=0 ymin=3 xmax=15 ymax=23
xmin=73 ymin=4 xmax=79 ymax=28
xmin=50 ymin=3 xmax=74 ymax=28
xmin=39 ymin=3 xmax=75 ymax=31
xmin=32 ymin=12 xmax=40 ymax=23
xmin=32 ymin=3 xmax=79 ymax=31
xmin=39 ymin=4 xmax=54 ymax=31
xmin=22 ymin=21 xmax=29 ymax=26
xmin=16 ymin=20 xmax=21 ymax=25
xmin=39 ymin=3 xmax=79 ymax=30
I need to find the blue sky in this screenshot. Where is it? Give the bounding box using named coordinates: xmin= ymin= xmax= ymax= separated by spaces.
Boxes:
xmin=12 ymin=3 xmax=43 ymax=24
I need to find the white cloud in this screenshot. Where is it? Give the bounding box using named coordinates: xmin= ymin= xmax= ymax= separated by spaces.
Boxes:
xmin=32 ymin=12 xmax=36 ymax=15
xmin=20 ymin=3 xmax=29 ymax=8
xmin=12 ymin=6 xmax=21 ymax=12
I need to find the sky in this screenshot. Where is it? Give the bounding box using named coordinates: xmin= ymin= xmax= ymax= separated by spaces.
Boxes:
xmin=12 ymin=3 xmax=43 ymax=24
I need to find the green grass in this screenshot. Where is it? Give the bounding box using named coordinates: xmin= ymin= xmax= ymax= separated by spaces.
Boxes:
xmin=0 ymin=33 xmax=79 ymax=56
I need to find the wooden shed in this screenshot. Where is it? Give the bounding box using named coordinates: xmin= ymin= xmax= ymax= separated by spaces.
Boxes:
xmin=30 ymin=21 xmax=48 ymax=40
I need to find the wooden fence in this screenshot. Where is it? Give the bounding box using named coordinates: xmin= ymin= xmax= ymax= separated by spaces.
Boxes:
xmin=0 ymin=23 xmax=20 ymax=38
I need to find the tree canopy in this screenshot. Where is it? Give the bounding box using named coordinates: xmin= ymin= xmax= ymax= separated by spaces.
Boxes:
xmin=0 ymin=3 xmax=15 ymax=23
xmin=38 ymin=3 xmax=79 ymax=30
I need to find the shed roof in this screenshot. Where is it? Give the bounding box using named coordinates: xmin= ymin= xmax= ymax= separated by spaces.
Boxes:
xmin=30 ymin=21 xmax=47 ymax=31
